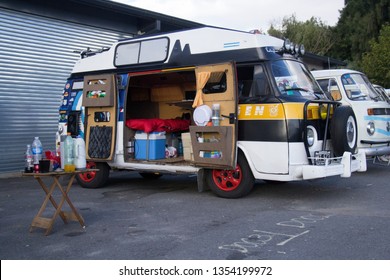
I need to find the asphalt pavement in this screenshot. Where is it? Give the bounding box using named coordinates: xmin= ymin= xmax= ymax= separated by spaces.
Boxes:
xmin=0 ymin=161 xmax=389 ymax=260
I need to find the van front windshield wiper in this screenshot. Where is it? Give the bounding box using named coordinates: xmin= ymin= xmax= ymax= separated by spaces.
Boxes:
xmin=313 ymin=91 xmax=324 ymax=100
xmin=350 ymin=94 xmax=367 ymax=100
xmin=282 ymin=87 xmax=309 ymax=92
xmin=369 ymin=95 xmax=381 ymax=101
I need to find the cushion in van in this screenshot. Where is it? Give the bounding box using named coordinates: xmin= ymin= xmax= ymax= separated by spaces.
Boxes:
xmin=126 ymin=118 xmax=190 ymax=133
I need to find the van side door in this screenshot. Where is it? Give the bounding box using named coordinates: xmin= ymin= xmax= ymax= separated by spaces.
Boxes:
xmin=82 ymin=74 xmax=117 ymax=161
xmin=190 ymin=62 xmax=238 ymax=169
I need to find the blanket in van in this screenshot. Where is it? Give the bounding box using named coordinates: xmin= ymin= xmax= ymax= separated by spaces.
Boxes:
xmin=126 ymin=118 xmax=190 ymax=133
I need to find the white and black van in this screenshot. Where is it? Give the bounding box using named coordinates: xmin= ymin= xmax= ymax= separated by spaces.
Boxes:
xmin=58 ymin=27 xmax=366 ymax=198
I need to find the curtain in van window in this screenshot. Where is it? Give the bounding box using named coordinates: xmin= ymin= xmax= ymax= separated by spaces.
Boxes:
xmin=192 ymin=72 xmax=211 ymax=108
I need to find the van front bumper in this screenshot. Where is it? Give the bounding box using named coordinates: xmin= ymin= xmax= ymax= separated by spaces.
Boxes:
xmin=302 ymin=151 xmax=367 ymax=180
xmin=359 ymin=140 xmax=390 ymax=156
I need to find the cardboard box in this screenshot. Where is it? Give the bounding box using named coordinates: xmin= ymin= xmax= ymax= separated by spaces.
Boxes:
xmin=183 ymin=149 xmax=194 ymax=161
xmin=151 ymin=85 xmax=183 ymax=102
xmin=181 ymin=132 xmax=193 ymax=161
xmin=134 ymin=132 xmax=166 ymax=160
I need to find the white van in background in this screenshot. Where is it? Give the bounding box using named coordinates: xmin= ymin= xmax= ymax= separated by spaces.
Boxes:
xmin=312 ymin=69 xmax=390 ymax=159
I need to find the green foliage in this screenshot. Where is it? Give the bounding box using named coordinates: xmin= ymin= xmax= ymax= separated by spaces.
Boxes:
xmin=267 ymin=14 xmax=334 ymax=55
xmin=361 ymin=25 xmax=390 ymax=88
xmin=266 ymin=0 xmax=389 ymax=83
xmin=330 ymin=0 xmax=389 ymax=63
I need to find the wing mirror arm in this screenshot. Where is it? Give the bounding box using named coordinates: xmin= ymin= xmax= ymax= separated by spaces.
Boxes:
xmin=221 ymin=113 xmax=236 ymax=124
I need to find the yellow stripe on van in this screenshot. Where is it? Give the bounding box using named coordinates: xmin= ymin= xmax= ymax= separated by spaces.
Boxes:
xmin=238 ymin=103 xmax=321 ymax=120
xmin=161 ymin=66 xmax=196 ymax=72
xmin=283 ymin=103 xmax=321 ymax=119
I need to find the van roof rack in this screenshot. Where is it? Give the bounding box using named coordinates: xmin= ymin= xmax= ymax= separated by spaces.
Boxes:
xmin=73 ymin=47 xmax=110 ymax=59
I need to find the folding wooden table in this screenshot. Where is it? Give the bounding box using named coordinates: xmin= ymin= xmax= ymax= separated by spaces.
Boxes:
xmin=23 ymin=169 xmax=97 ymax=235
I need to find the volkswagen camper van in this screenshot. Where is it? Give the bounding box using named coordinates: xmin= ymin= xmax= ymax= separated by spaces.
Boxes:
xmin=57 ymin=27 xmax=366 ymax=198
xmin=313 ymin=69 xmax=390 ymax=159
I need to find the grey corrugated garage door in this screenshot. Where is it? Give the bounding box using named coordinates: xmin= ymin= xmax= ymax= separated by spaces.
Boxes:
xmin=0 ymin=8 xmax=132 ymax=174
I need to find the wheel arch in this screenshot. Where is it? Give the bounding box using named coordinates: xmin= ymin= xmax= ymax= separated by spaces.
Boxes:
xmin=236 ymin=142 xmax=257 ymax=178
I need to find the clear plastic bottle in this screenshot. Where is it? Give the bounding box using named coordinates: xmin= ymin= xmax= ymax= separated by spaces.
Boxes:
xmin=212 ymin=104 xmax=220 ymax=126
xmin=25 ymin=144 xmax=33 ymax=173
xmin=31 ymin=137 xmax=43 ymax=164
xmin=64 ymin=133 xmax=75 ymax=172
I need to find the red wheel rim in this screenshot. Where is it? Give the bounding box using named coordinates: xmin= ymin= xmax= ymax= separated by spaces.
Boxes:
xmin=212 ymin=165 xmax=242 ymax=192
xmin=78 ymin=162 xmax=97 ymax=183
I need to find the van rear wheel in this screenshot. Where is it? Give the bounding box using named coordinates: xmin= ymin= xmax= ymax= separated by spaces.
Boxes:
xmin=205 ymin=152 xmax=254 ymax=198
xmin=76 ymin=162 xmax=110 ymax=188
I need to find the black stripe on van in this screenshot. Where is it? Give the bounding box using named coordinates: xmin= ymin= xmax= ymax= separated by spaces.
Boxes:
xmin=238 ymin=119 xmax=328 ymax=142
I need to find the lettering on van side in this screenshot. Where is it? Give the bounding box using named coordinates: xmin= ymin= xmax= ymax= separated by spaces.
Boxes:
xmin=238 ymin=104 xmax=284 ymax=120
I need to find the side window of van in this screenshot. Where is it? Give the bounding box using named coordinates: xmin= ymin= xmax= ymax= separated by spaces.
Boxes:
xmin=252 ymin=65 xmax=270 ymax=97
xmin=202 ymin=72 xmax=227 ymax=94
xmin=237 ymin=66 xmax=254 ymax=100
xmin=238 ymin=65 xmax=270 ymax=103
xmin=317 ymin=78 xmax=341 ymax=101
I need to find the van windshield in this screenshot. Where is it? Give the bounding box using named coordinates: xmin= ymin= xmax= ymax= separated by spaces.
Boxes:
xmin=341 ymin=73 xmax=384 ymax=101
xmin=271 ymin=60 xmax=323 ymax=99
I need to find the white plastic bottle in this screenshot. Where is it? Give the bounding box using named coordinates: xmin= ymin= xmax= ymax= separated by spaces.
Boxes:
xmin=59 ymin=134 xmax=67 ymax=169
xmin=31 ymin=137 xmax=43 ymax=164
xmin=74 ymin=135 xmax=86 ymax=169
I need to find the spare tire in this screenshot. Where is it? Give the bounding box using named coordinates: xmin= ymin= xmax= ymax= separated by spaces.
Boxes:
xmin=331 ymin=106 xmax=358 ymax=157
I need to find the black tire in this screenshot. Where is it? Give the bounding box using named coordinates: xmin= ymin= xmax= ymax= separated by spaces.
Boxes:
xmin=139 ymin=172 xmax=163 ymax=179
xmin=205 ymin=151 xmax=254 ymax=198
xmin=331 ymin=106 xmax=358 ymax=157
xmin=76 ymin=162 xmax=110 ymax=188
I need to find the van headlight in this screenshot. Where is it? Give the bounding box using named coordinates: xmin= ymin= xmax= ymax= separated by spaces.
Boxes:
xmin=307 ymin=126 xmax=316 ymax=147
xmin=367 ymin=122 xmax=375 ymax=135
